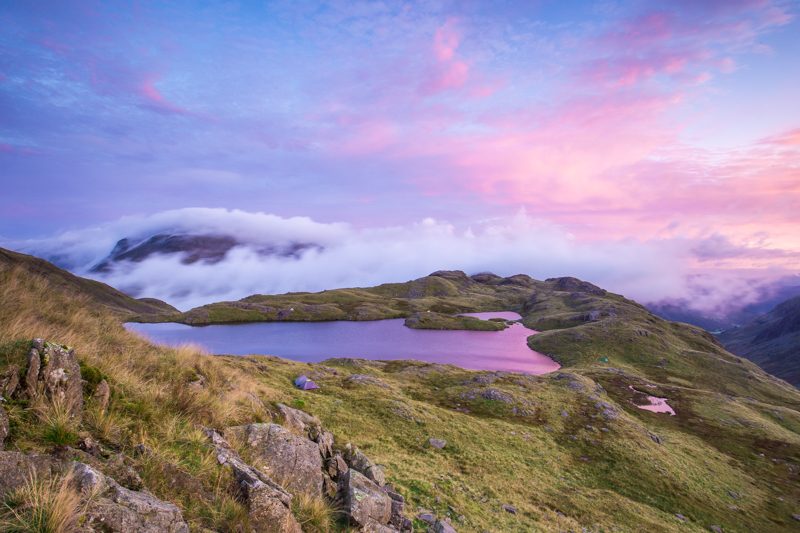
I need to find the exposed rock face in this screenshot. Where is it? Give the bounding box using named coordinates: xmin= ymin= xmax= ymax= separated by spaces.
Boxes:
xmin=72 ymin=462 xmax=189 ymax=533
xmin=0 ymin=365 xmax=19 ymax=398
xmin=430 ymin=518 xmax=458 ymax=532
xmin=0 ymin=453 xmax=188 ymax=533
xmin=344 ymin=443 xmax=386 ymax=486
xmin=23 ymin=339 xmax=83 ymax=418
xmin=278 ymin=402 xmax=321 ymax=434
xmin=0 ymin=451 xmax=63 ymax=494
xmin=339 ymin=469 xmax=392 ymax=527
xmin=225 ymin=423 xmax=324 ymax=495
xmin=92 ymin=379 xmax=111 ymax=413
xmin=0 ymin=405 xmax=8 ymax=449
xmin=204 ymin=428 xmax=301 ymax=533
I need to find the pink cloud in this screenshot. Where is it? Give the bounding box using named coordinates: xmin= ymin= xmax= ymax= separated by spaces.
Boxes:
xmin=419 ymin=19 xmax=470 ymax=95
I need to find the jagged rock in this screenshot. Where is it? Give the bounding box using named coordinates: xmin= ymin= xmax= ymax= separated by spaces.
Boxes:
xmin=344 ymin=443 xmax=386 ymax=486
xmin=92 ymin=379 xmax=111 ymax=413
xmin=78 ymin=435 xmax=102 ymax=456
xmin=225 ymin=423 xmax=324 ymax=495
xmin=649 ymin=432 xmax=663 ymax=445
xmin=0 ymin=365 xmax=19 ymax=398
xmin=0 ymin=405 xmax=8 ymax=449
xmin=361 ymin=519 xmax=401 ymax=532
xmin=204 ymin=428 xmax=301 ymax=533
xmin=23 ymin=340 xmax=83 ymax=418
xmin=427 ymin=438 xmax=447 ymax=449
xmin=417 ymin=511 xmax=436 ymax=524
xmin=277 ymin=403 xmax=334 ymax=458
xmin=429 ymin=518 xmax=458 ymax=533
xmin=340 ymin=469 xmax=392 ymax=527
xmin=344 ymin=373 xmax=390 ymax=389
xmin=502 ymin=504 xmax=517 ymax=514
xmin=0 ymin=451 xmax=63 ymax=494
xmin=326 ymin=453 xmax=349 ymax=479
xmin=278 ymin=403 xmax=322 ymax=435
xmin=384 ymin=486 xmax=413 ymax=531
xmin=481 ymin=388 xmax=514 ymax=403
xmin=72 ymin=463 xmax=189 ymax=532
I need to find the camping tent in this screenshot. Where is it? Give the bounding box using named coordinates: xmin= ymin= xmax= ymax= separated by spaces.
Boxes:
xmin=294 ymin=375 xmax=320 ymax=390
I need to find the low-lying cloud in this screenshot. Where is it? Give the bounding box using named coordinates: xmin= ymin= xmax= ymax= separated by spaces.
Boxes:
xmin=7 ymin=208 xmax=798 ymax=315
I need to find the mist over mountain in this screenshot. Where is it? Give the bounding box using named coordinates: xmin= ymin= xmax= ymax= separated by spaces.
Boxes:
xmin=719 ymin=295 xmax=800 ymax=386
xmin=5 ymin=207 xmax=796 ymax=313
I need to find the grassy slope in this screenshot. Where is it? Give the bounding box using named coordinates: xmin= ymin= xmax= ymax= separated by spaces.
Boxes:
xmin=718 ymin=296 xmax=800 ymax=387
xmin=1 ymin=259 xmax=799 ymax=531
xmin=0 ymin=248 xmax=177 ymax=319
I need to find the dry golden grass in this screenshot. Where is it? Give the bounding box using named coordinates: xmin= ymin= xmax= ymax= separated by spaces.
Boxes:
xmin=291 ymin=491 xmax=339 ymax=533
xmin=0 ymin=470 xmax=81 ymax=533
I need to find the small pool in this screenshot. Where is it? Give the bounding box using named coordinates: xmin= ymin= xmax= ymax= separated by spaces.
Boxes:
xmin=126 ymin=311 xmax=560 ymax=374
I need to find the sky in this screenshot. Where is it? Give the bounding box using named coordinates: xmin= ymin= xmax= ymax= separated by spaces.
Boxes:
xmin=1 ymin=0 xmax=799 ymax=311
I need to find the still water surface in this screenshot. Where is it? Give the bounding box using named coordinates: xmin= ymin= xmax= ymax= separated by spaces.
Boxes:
xmin=126 ymin=311 xmax=560 ymax=374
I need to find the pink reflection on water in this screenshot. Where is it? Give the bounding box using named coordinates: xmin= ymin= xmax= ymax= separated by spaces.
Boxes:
xmin=126 ymin=310 xmax=560 ymax=374
xmin=628 ymin=385 xmax=675 ymax=415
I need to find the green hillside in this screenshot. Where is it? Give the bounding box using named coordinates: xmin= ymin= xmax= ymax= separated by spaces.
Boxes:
xmin=1 ymin=249 xmax=799 ymax=532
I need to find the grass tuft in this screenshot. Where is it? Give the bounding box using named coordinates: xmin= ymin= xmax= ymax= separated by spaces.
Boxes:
xmin=0 ymin=470 xmax=81 ymax=533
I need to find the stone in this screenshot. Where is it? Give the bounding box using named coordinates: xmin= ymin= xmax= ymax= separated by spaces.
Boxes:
xmin=792 ymin=513 xmax=800 ymax=521
xmin=1 ymin=458 xmax=189 ymax=533
xmin=384 ymin=486 xmax=412 ymax=531
xmin=709 ymin=526 xmax=723 ymax=533
xmin=649 ymin=432 xmax=663 ymax=445
xmin=78 ymin=435 xmax=102 ymax=456
xmin=675 ymin=513 xmax=687 ymax=522
xmin=278 ymin=403 xmax=322 ymax=435
xmin=0 ymin=451 xmax=62 ymax=495
xmin=82 ymin=474 xmax=190 ymax=532
xmin=344 ymin=444 xmax=386 ymax=486
xmin=417 ymin=511 xmax=436 ymax=524
xmin=361 ymin=519 xmax=401 ymax=532
xmin=429 ymin=518 xmax=458 ymax=533
xmin=0 ymin=365 xmax=19 ymax=398
xmin=503 ymin=504 xmax=517 ymax=514
xmin=24 ymin=340 xmax=83 ymax=418
xmin=427 ymin=438 xmax=447 ymax=449
xmin=339 ymin=469 xmax=392 ymax=527
xmin=92 ymin=379 xmax=111 ymax=413
xmin=481 ymin=388 xmax=514 ymax=403
xmin=225 ymin=423 xmax=324 ymax=495
xmin=204 ymin=428 xmax=301 ymax=533
xmin=326 ymin=453 xmax=349 ymax=479
xmin=0 ymin=406 xmax=8 ymax=449
xmin=344 ymin=374 xmax=389 ymax=389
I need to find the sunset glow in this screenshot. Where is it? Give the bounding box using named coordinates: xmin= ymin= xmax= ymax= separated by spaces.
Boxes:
xmin=1 ymin=0 xmax=799 ymax=309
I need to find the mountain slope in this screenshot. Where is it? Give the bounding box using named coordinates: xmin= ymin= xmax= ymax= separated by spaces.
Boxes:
xmin=0 ymin=247 xmax=177 ymax=318
xmin=1 ymin=253 xmax=799 ymax=531
xmin=719 ymin=296 xmax=800 ymax=386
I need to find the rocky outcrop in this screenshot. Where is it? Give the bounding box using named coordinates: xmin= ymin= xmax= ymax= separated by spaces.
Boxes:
xmin=0 ymin=405 xmax=8 ymax=449
xmin=91 ymin=379 xmax=111 ymax=413
xmin=72 ymin=463 xmax=189 ymax=532
xmin=225 ymin=422 xmax=324 ymax=495
xmin=22 ymin=339 xmax=83 ymax=418
xmin=343 ymin=443 xmax=386 ymax=486
xmin=0 ymin=365 xmax=19 ymax=398
xmin=205 ymin=428 xmax=301 ymax=533
xmin=0 ymin=452 xmax=189 ymax=533
xmin=339 ymin=469 xmax=392 ymax=527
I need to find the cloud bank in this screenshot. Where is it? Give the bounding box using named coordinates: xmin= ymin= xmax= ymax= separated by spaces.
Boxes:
xmin=8 ymin=208 xmax=797 ymax=314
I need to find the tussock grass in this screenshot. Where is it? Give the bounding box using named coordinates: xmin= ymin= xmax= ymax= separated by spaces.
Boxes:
xmin=0 ymin=471 xmax=81 ymax=533
xmin=291 ymin=491 xmax=339 ymax=533
xmin=3 ymin=261 xmax=800 ymax=532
